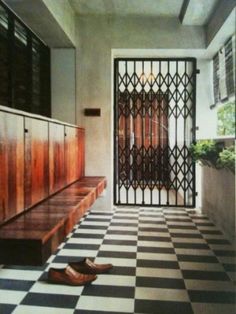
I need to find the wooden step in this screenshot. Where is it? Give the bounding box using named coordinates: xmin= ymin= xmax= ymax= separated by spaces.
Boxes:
xmin=0 ymin=176 xmax=106 ymax=266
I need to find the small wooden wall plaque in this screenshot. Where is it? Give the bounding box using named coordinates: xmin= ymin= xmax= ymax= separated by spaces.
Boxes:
xmin=84 ymin=108 xmax=101 ymax=116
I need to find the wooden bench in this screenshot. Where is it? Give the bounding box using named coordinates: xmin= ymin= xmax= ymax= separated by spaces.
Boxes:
xmin=0 ymin=107 xmax=106 ymax=266
xmin=0 ymin=176 xmax=106 ymax=266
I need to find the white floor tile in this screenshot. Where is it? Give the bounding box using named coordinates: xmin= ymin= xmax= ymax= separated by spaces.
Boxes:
xmin=138 ymin=240 xmax=173 ymax=248
xmin=172 ymin=238 xmax=207 ymax=243
xmin=0 ymin=289 xmax=27 ymax=304
xmin=104 ymin=234 xmax=137 ymax=241
xmin=13 ymin=305 xmax=74 ymax=314
xmin=76 ymin=296 xmax=134 ymax=313
xmin=174 ymin=249 xmax=214 ymax=256
xmin=136 ymin=267 xmax=182 ymax=278
xmin=138 ymin=231 xmax=169 ymax=237
xmin=168 ymin=228 xmax=200 ymax=234
xmin=74 ymin=229 xmax=107 ymax=234
xmin=29 ymin=281 xmax=84 ymax=295
xmin=0 ymin=269 xmax=41 ymax=281
xmin=69 ymin=237 xmax=103 ymax=244
xmin=135 ymin=287 xmax=189 ymax=302
xmin=95 ymin=257 xmax=136 ymax=267
xmin=179 ymin=262 xmax=225 ymax=271
xmin=57 ymin=249 xmax=97 ymax=257
xmin=99 ymin=244 xmax=137 ymax=252
xmin=137 ymin=252 xmax=177 ymax=261
xmin=95 ymin=274 xmax=136 ymax=286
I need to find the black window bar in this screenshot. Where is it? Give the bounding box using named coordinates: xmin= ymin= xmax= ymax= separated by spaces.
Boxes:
xmin=114 ymin=58 xmax=197 ymax=208
xmin=0 ymin=0 xmax=51 ymax=117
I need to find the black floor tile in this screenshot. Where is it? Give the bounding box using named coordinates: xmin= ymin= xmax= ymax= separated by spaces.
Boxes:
xmin=97 ymin=251 xmax=136 ymax=259
xmin=72 ymin=233 xmax=104 ymax=239
xmin=82 ymin=284 xmax=135 ymax=298
xmin=51 ymin=256 xmax=90 ymax=263
xmin=79 ymin=225 xmax=108 ymax=230
xmin=182 ymin=270 xmax=230 ymax=281
xmin=189 ymin=290 xmax=236 ymax=304
xmin=177 ymin=254 xmax=218 ymax=263
xmin=200 ymin=230 xmax=223 ymax=235
xmin=213 ymin=250 xmax=236 ymax=257
xmin=0 ymin=304 xmax=16 ymax=314
xmin=173 ymin=243 xmax=209 ymax=249
xmin=206 ymin=239 xmax=231 ymax=245
xmin=75 ymin=311 xmax=132 ymax=314
xmin=138 ymin=246 xmax=175 ymax=254
xmin=170 ymin=232 xmax=202 ymax=238
xmin=167 ymin=225 xmax=196 ymax=230
xmin=109 ymin=266 xmax=136 ymax=276
xmin=84 ymin=218 xmax=111 ymax=222
xmin=0 ymin=278 xmax=34 ymax=291
xmin=223 ymin=263 xmax=236 ymax=272
xmin=135 ymin=300 xmax=194 ymax=314
xmin=21 ymin=292 xmax=78 ymax=308
xmin=63 ymin=243 xmax=100 ymax=250
xmin=106 ymin=230 xmax=138 ymax=235
xmin=137 ymin=259 xmax=179 ymax=269
xmin=139 ymin=227 xmax=168 ymax=232
xmin=110 ymin=222 xmax=138 ymax=227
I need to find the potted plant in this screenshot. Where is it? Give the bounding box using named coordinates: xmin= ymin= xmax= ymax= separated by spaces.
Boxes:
xmin=190 ymin=140 xmax=235 ymax=173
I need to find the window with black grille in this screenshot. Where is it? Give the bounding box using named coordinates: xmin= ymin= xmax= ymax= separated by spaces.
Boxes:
xmin=213 ymin=34 xmax=235 ymax=105
xmin=0 ymin=1 xmax=51 ymax=117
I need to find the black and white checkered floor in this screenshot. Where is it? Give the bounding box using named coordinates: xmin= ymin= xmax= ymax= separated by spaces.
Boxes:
xmin=0 ymin=207 xmax=235 ymax=314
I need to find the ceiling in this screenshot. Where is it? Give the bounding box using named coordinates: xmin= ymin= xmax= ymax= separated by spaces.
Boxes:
xmin=69 ymin=0 xmax=219 ymax=25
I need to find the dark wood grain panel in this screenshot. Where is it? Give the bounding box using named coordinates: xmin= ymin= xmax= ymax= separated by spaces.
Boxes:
xmin=0 ymin=111 xmax=24 ymax=223
xmin=49 ymin=123 xmax=65 ymax=194
xmin=24 ymin=117 xmax=49 ymax=209
xmin=78 ymin=128 xmax=85 ymax=179
xmin=65 ymin=126 xmax=79 ymax=185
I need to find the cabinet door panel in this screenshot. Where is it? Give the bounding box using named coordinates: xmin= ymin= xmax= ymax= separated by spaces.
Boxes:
xmin=65 ymin=126 xmax=79 ymax=185
xmin=0 ymin=111 xmax=24 ymax=222
xmin=49 ymin=123 xmax=65 ymax=194
xmin=78 ymin=128 xmax=85 ymax=179
xmin=24 ymin=117 xmax=49 ymax=208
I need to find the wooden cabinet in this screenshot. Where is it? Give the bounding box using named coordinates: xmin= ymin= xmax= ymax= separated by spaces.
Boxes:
xmin=0 ymin=107 xmax=85 ymax=224
xmin=24 ymin=118 xmax=49 ymax=209
xmin=0 ymin=111 xmax=24 ymax=222
xmin=49 ymin=123 xmax=65 ymax=194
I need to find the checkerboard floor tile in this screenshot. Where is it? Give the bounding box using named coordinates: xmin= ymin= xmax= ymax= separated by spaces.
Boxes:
xmin=0 ymin=207 xmax=235 ymax=314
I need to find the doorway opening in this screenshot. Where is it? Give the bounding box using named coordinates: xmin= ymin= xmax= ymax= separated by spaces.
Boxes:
xmin=114 ymin=58 xmax=197 ymax=207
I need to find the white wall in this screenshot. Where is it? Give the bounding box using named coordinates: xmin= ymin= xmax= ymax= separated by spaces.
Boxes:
xmin=51 ymin=48 xmax=76 ymax=124
xmin=75 ymin=15 xmax=208 ymax=210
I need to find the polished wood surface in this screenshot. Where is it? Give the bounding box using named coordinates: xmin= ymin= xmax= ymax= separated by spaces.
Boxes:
xmin=0 ymin=112 xmax=24 ymax=223
xmin=0 ymin=107 xmax=102 ymax=266
xmin=49 ymin=123 xmax=65 ymax=194
xmin=0 ymin=177 xmax=106 ymax=265
xmin=65 ymin=126 xmax=79 ymax=184
xmin=24 ymin=117 xmax=49 ymax=209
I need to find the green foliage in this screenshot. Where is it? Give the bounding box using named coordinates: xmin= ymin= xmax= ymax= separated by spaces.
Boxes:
xmin=217 ymin=102 xmax=235 ymax=136
xmin=190 ymin=140 xmax=221 ymax=166
xmin=190 ymin=140 xmax=235 ymax=173
xmin=217 ymin=146 xmax=235 ymax=173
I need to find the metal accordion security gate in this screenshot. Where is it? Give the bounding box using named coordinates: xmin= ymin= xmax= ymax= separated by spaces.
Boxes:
xmin=114 ymin=58 xmax=197 ymax=207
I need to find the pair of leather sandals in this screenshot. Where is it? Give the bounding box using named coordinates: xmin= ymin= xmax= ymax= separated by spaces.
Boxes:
xmin=48 ymin=258 xmax=113 ymax=286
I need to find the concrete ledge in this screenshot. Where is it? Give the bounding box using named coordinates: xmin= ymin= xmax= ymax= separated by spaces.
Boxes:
xmin=202 ymin=166 xmax=235 ymax=242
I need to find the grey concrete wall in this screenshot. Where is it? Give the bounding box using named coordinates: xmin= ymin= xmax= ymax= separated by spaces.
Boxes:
xmin=202 ymin=166 xmax=235 ymax=242
xmin=51 ymin=48 xmax=76 ymax=124
xmin=75 ymin=15 xmax=207 ymax=210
